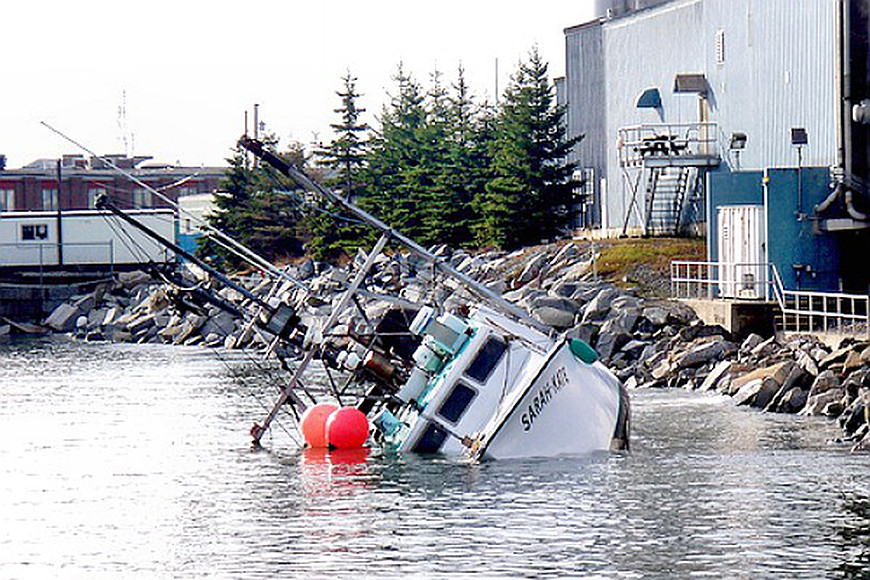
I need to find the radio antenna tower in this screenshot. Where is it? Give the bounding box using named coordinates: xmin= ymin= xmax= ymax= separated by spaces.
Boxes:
xmin=117 ymin=90 xmax=131 ymax=157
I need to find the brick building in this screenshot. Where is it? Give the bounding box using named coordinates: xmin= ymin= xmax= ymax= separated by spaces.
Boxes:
xmin=0 ymin=154 xmax=225 ymax=213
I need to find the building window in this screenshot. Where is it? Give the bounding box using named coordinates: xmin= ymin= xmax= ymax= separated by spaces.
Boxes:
xmin=42 ymin=188 xmax=58 ymax=211
xmin=715 ymin=29 xmax=726 ymax=66
xmin=88 ymin=187 xmax=107 ymax=209
xmin=464 ymin=337 xmax=507 ymax=384
xmin=133 ymin=188 xmax=152 ymax=209
xmin=22 ymin=224 xmax=49 ymax=241
xmin=0 ymin=189 xmax=14 ymax=211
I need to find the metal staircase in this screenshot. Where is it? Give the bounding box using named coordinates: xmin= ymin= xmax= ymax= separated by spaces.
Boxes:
xmin=643 ymin=167 xmax=696 ymax=235
xmin=618 ymin=122 xmax=720 ymax=237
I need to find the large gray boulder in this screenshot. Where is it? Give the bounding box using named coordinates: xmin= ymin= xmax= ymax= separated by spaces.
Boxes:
xmin=641 ymin=306 xmax=670 ymax=327
xmin=675 ymin=339 xmax=737 ymax=370
xmin=751 ymin=376 xmax=782 ymax=409
xmin=733 ymin=378 xmax=766 ymax=406
xmin=44 ymin=303 xmax=81 ymax=332
xmin=802 ymin=387 xmax=846 ymax=416
xmin=515 ymin=252 xmax=551 ymax=286
xmin=580 ymin=288 xmax=620 ymax=324
xmin=532 ymin=306 xmax=576 ymax=329
xmin=807 ymin=370 xmax=842 ymax=398
xmin=596 ymin=317 xmax=633 ymax=361
xmin=700 ymin=360 xmax=734 ymax=391
xmin=778 ymin=387 xmax=809 ymax=414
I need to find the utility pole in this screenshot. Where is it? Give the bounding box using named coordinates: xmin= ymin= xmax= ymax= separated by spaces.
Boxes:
xmin=253 ymin=104 xmax=260 ymax=169
xmin=56 ymin=159 xmax=64 ymax=267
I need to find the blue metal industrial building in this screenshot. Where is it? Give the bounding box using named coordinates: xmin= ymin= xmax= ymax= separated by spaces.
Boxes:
xmin=563 ymin=0 xmax=870 ymax=296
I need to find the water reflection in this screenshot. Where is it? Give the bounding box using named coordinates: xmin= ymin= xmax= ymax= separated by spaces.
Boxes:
xmin=836 ymin=489 xmax=870 ymax=579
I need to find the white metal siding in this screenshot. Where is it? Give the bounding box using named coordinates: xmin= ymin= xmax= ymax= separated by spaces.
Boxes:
xmin=603 ymin=0 xmax=706 ymax=230
xmin=565 ymin=22 xmax=608 ymax=227
xmin=0 ymin=210 xmax=175 ymax=267
xmin=573 ymin=0 xmax=840 ymax=232
xmin=717 ymin=205 xmax=767 ymax=298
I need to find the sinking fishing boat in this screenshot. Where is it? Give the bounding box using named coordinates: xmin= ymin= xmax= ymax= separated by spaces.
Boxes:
xmin=237 ymin=137 xmax=629 ymax=460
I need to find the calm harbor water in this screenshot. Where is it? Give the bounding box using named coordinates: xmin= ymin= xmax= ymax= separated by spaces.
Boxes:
xmin=1 ymin=337 xmax=869 ymax=579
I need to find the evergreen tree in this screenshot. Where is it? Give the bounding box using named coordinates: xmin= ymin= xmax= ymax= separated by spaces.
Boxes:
xmin=416 ymin=68 xmax=456 ymax=245
xmin=310 ymin=72 xmax=369 ymax=261
xmin=198 ymin=138 xmax=306 ymax=270
xmin=360 ymin=65 xmax=430 ymax=241
xmin=474 ymin=47 xmax=580 ymax=249
xmin=196 ymin=147 xmax=258 ymax=270
xmin=316 ymin=71 xmax=369 ymax=200
xmin=438 ymin=66 xmax=494 ymax=247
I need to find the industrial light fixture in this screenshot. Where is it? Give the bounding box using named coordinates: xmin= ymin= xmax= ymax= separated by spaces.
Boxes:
xmin=673 ymin=73 xmax=708 ymax=94
xmin=729 ymin=132 xmax=747 ymax=150
xmin=791 ymin=127 xmax=808 ymax=146
xmin=729 ymin=132 xmax=747 ymax=171
xmin=791 ymin=128 xmax=808 ymax=215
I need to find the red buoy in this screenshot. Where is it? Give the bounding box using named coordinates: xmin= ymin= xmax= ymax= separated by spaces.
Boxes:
xmin=325 ymin=407 xmax=369 ymax=449
xmin=300 ymin=403 xmax=338 ymax=448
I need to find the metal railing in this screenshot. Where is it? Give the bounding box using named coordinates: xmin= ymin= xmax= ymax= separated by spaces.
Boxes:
xmin=618 ymin=122 xmax=720 ymax=167
xmin=0 ymin=242 xmax=115 ymax=283
xmin=671 ymin=260 xmax=869 ymax=336
xmin=671 ymin=261 xmax=773 ymax=301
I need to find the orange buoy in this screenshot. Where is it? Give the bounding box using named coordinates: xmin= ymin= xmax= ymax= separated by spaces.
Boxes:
xmin=325 ymin=407 xmax=369 ymax=449
xmin=300 ymin=403 xmax=338 ymax=448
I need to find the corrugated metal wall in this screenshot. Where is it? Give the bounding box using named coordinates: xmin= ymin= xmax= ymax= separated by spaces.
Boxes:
xmin=564 ymin=0 xmax=840 ymax=232
xmin=565 ymin=22 xmax=607 ymax=227
xmin=603 ymin=0 xmax=706 ymax=230
xmin=703 ymin=0 xmax=839 ymax=170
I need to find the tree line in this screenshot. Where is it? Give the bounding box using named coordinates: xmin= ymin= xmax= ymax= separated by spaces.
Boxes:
xmin=200 ymin=47 xmax=580 ymax=269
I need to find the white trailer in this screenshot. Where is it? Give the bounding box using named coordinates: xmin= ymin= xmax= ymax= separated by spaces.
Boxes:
xmin=0 ymin=209 xmax=176 ymax=268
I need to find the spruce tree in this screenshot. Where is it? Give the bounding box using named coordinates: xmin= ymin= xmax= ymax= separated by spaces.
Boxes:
xmin=310 ymin=72 xmax=369 ymax=261
xmin=196 ymin=147 xmax=258 ymax=270
xmin=361 ymin=65 xmax=430 ymax=241
xmin=474 ymin=47 xmax=580 ymax=249
xmin=198 ymin=139 xmax=306 ymax=270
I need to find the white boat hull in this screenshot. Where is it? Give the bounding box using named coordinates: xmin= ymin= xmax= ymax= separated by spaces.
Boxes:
xmin=474 ymin=341 xmax=623 ymax=460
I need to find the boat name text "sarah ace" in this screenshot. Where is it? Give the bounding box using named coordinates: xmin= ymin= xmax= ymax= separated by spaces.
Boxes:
xmin=521 ymin=366 xmax=569 ymax=432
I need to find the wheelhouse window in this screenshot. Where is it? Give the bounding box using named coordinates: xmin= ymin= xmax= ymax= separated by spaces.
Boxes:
xmin=21 ymin=224 xmax=48 ymax=241
xmin=412 ymin=422 xmax=448 ymax=454
xmin=464 ymin=337 xmax=507 ymax=383
xmin=437 ymin=383 xmax=477 ymax=424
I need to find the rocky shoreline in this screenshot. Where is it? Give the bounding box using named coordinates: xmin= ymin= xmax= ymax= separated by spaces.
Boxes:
xmin=13 ymin=240 xmax=870 ymax=452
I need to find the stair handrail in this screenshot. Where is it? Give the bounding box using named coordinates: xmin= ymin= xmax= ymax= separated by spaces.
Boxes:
xmin=768 ymin=263 xmax=787 ymax=311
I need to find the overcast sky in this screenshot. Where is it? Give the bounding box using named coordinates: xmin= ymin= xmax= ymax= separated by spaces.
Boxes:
xmin=2 ymin=1 xmax=595 ymax=168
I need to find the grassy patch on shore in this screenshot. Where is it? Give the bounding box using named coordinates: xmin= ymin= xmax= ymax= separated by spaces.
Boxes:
xmin=595 ymin=237 xmax=706 ymax=297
